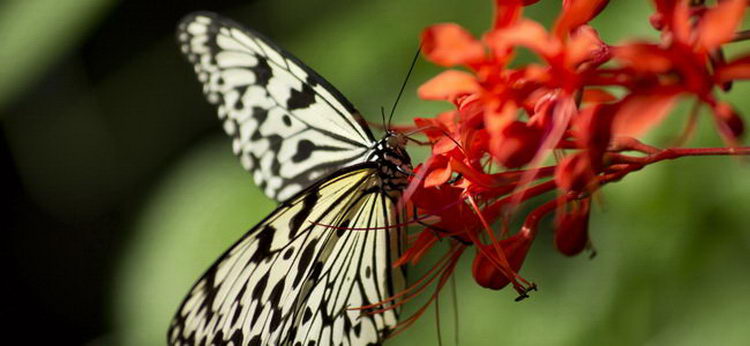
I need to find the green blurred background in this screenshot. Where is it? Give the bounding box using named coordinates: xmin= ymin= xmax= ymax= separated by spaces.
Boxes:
xmin=2 ymin=0 xmax=749 ymax=345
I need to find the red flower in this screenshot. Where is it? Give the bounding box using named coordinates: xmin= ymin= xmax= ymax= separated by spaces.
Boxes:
xmin=393 ymin=0 xmax=750 ymax=324
xmin=613 ymin=0 xmax=748 ymax=143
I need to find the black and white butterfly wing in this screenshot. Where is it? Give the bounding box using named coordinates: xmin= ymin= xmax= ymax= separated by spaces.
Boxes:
xmin=177 ymin=12 xmax=377 ymax=202
xmin=168 ymin=165 xmax=405 ymax=346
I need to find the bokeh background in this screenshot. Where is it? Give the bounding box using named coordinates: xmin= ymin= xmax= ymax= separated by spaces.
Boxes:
xmin=2 ymin=0 xmax=750 ymax=345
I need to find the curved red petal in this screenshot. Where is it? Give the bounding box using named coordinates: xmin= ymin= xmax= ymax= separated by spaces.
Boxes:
xmin=418 ymin=70 xmax=481 ymax=102
xmin=697 ymin=0 xmax=746 ymax=51
xmin=422 ymin=23 xmax=485 ymax=67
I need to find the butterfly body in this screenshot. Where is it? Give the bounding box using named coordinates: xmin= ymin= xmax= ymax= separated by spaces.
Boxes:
xmin=170 ymin=12 xmax=410 ymax=346
xmin=368 ymin=133 xmax=412 ymax=194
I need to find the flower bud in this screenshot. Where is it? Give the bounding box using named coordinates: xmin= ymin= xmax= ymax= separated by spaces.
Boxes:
xmin=472 ymin=231 xmax=532 ymax=290
xmin=554 ymin=199 xmax=591 ymax=256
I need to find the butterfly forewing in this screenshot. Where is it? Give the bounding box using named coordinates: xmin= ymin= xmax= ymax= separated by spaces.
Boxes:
xmin=168 ymin=165 xmax=405 ymax=345
xmin=177 ymin=12 xmax=377 ymax=202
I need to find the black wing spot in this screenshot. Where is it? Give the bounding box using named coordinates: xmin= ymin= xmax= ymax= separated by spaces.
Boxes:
xmin=234 ymin=86 xmax=248 ymax=110
xmin=292 ymin=140 xmax=315 ymax=163
xmin=309 ymin=261 xmax=324 ymax=282
xmin=266 ymin=134 xmax=284 ymax=175
xmin=251 ymin=303 xmax=263 ymax=323
xmin=283 ymin=247 xmax=295 ymax=260
xmin=344 ymin=315 xmax=352 ymax=334
xmin=305 ymin=74 xmax=319 ymax=87
xmin=302 ymin=307 xmax=313 ymax=324
xmin=293 ymin=239 xmax=318 ymax=288
xmin=289 ymin=192 xmax=318 ymax=239
xmin=282 ymin=114 xmax=292 ymax=126
xmin=336 ymin=219 xmax=350 ymax=237
xmin=248 ymin=335 xmax=262 ymax=346
xmin=251 ymin=56 xmax=272 ymax=86
xmin=365 ymin=266 xmax=371 ymax=279
xmin=235 ymin=98 xmax=245 ymax=110
xmin=250 ymin=225 xmax=274 ymax=263
xmin=252 ymin=107 xmax=268 ymax=122
xmin=269 ymin=309 xmax=282 ymax=332
xmin=252 ymin=272 xmax=269 ymax=300
xmin=211 ymin=331 xmax=225 ymax=345
xmin=269 ymin=278 xmax=286 ymax=307
xmin=234 ymin=282 xmax=248 ymax=303
xmin=287 ymin=83 xmax=316 ymax=110
xmin=229 ymin=328 xmax=244 ymax=345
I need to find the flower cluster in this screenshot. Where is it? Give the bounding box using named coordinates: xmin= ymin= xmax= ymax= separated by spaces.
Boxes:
xmin=396 ymin=0 xmax=750 ymax=312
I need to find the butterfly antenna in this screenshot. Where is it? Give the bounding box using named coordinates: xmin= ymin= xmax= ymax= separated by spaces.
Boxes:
xmin=381 ymin=106 xmax=387 ymax=129
xmin=388 ymin=45 xmax=422 ymax=130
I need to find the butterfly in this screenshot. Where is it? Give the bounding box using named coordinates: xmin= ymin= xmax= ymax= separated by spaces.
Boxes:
xmin=169 ymin=12 xmax=412 ymax=346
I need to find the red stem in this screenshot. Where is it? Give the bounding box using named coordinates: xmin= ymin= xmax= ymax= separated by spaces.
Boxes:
xmin=608 ymin=146 xmax=750 ymax=165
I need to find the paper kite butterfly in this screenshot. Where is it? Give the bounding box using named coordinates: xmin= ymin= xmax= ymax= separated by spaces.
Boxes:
xmin=169 ymin=12 xmax=412 ymax=346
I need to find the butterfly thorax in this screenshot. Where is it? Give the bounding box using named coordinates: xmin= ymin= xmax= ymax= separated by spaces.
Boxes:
xmin=370 ymin=132 xmax=412 ymax=195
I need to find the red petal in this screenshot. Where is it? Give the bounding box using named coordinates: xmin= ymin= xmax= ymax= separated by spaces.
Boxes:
xmin=413 ymin=118 xmax=442 ymax=141
xmin=490 ymin=121 xmax=545 ymax=169
xmin=472 ymin=234 xmax=532 ymax=290
xmin=565 ymin=25 xmax=608 ymax=67
xmin=418 ymin=70 xmax=481 ymax=102
xmin=449 ymin=157 xmax=506 ymax=189
xmin=555 ymin=199 xmax=591 ymax=256
xmin=573 ymin=103 xmax=614 ymax=169
xmin=394 ymin=227 xmax=438 ymax=266
xmin=483 ymin=100 xmax=517 ymax=135
xmin=422 ymin=23 xmax=485 ymax=67
xmin=554 ymin=0 xmax=610 ymax=38
xmin=611 ymin=90 xmax=679 ymax=137
xmin=555 ymin=152 xmax=596 ymax=193
xmin=493 ymin=0 xmax=523 ymax=29
xmin=697 ymin=0 xmax=746 ymax=51
xmin=581 ymin=88 xmax=617 ymax=103
xmin=424 ymin=160 xmax=452 ymax=188
xmin=484 ymin=19 xmax=560 ymax=59
xmin=436 ymin=110 xmax=459 ymax=131
xmin=411 ymin=179 xmax=462 ymax=212
xmin=472 ymin=247 xmax=507 ymax=290
xmin=672 ymin=1 xmax=692 ymax=45
xmin=613 ymin=43 xmax=673 ymax=74
xmin=650 ymin=0 xmax=677 ymax=31
xmin=414 ymin=111 xmax=459 ymax=141
xmin=433 ymin=136 xmax=457 ymax=155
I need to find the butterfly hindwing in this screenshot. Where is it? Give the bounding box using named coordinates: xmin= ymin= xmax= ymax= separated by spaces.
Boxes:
xmin=168 ymin=165 xmax=405 ymax=346
xmin=177 ymin=12 xmax=377 ymax=202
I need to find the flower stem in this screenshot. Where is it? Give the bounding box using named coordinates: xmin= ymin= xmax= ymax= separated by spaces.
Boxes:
xmin=732 ymin=29 xmax=750 ymax=43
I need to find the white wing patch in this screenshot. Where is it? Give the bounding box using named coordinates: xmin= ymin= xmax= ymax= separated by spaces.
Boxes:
xmin=168 ymin=166 xmax=405 ymax=346
xmin=178 ymin=12 xmax=377 ymax=202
